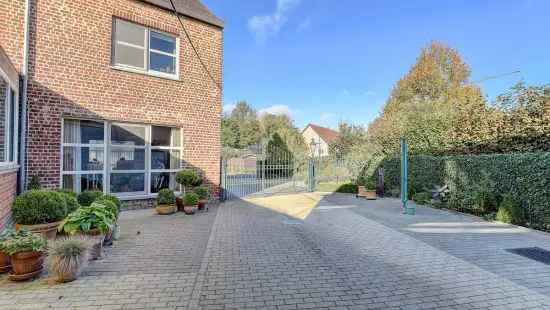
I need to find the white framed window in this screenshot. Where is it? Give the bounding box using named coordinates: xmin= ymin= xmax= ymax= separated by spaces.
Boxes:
xmin=0 ymin=73 xmax=19 ymax=168
xmin=61 ymin=119 xmax=183 ymax=198
xmin=112 ymin=18 xmax=179 ymax=79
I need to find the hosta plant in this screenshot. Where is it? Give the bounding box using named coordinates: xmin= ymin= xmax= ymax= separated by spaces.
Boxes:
xmin=47 ymin=238 xmax=89 ymax=283
xmin=59 ymin=203 xmax=115 ymax=235
xmin=0 ymin=230 xmax=47 ymax=255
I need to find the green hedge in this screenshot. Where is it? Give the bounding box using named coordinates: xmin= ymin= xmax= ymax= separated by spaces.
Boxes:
xmin=380 ymin=152 xmax=550 ymax=229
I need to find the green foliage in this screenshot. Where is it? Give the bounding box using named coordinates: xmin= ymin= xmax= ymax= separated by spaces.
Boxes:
xmin=55 ymin=189 xmax=77 ymax=199
xmin=498 ymin=194 xmax=525 ymax=225
xmin=59 ymin=203 xmax=116 ymax=235
xmin=182 ymin=193 xmax=199 ymax=206
xmin=193 ymin=186 xmax=210 ymax=200
xmin=12 ymin=190 xmax=68 ymax=225
xmin=496 ymin=206 xmax=513 ymax=224
xmin=102 ymin=194 xmax=122 ymax=212
xmin=28 ymin=175 xmax=41 ymax=190
xmin=157 ymin=189 xmax=176 ymax=205
xmin=0 ymin=230 xmax=47 ymax=255
xmin=94 ymin=199 xmax=119 ymax=220
xmin=389 ymin=188 xmax=400 ymax=198
xmin=48 ymin=238 xmax=88 ymax=260
xmin=412 ymin=192 xmax=431 ymax=205
xmin=335 ymin=183 xmax=358 ymax=194
xmin=357 ymin=175 xmax=377 ymax=190
xmin=176 ymin=169 xmax=201 ymax=188
xmin=380 ymin=153 xmax=548 ymax=228
xmin=77 ymin=191 xmax=104 ymax=207
xmin=57 ymin=191 xmax=80 ymax=214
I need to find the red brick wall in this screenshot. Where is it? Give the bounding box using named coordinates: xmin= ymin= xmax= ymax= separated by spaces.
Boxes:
xmin=0 ymin=171 xmax=17 ymax=229
xmin=1 ymin=0 xmax=223 ymax=194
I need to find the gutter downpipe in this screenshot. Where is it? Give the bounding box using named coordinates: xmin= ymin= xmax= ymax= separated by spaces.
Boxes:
xmin=19 ymin=0 xmax=31 ymax=193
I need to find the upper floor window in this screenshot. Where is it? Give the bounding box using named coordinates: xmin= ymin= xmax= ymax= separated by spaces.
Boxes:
xmin=0 ymin=74 xmax=18 ymax=168
xmin=112 ymin=19 xmax=179 ymax=79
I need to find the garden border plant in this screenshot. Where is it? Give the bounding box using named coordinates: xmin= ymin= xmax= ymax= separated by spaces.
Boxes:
xmin=12 ymin=190 xmax=68 ymax=239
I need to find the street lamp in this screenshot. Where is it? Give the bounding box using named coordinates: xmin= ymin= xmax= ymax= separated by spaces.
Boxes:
xmin=309 ymin=138 xmax=319 ymax=159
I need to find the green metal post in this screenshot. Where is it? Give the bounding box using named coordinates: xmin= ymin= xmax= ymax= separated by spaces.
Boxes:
xmin=308 ymin=158 xmax=315 ymax=192
xmin=400 ymin=138 xmax=414 ymax=215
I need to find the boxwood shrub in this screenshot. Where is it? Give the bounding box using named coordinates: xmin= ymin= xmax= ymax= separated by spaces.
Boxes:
xmin=12 ymin=190 xmax=68 ymax=225
xmin=77 ymin=190 xmax=104 ymax=207
xmin=336 ymin=183 xmax=358 ymax=194
xmin=380 ymin=152 xmax=550 ymax=229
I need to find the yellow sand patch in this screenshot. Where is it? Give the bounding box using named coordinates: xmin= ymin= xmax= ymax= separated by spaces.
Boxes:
xmin=243 ymin=192 xmax=328 ymax=220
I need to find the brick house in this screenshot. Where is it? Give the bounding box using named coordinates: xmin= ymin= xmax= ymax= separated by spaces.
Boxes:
xmin=302 ymin=124 xmax=340 ymax=157
xmin=0 ymin=0 xmax=223 ymax=228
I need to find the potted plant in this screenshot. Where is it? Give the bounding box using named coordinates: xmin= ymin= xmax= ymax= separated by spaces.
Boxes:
xmin=102 ymin=194 xmax=123 ymax=240
xmin=12 ymin=190 xmax=68 ymax=239
xmin=175 ymin=169 xmax=201 ymax=212
xmin=58 ymin=203 xmax=115 ymax=260
xmin=356 ymin=175 xmax=377 ymax=200
xmin=155 ymin=189 xmax=177 ymax=215
xmin=77 ymin=190 xmax=104 ymax=207
xmin=47 ymin=238 xmax=89 ymax=283
xmin=0 ymin=230 xmax=15 ymax=273
xmin=182 ymin=192 xmax=199 ymax=215
xmin=93 ymin=199 xmax=119 ymax=246
xmin=1 ymin=230 xmax=47 ymax=281
xmin=193 ymin=186 xmax=210 ymax=211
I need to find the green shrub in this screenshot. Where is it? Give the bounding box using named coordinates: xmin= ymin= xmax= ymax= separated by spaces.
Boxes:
xmin=60 ymin=203 xmax=116 ymax=235
xmin=56 ymin=191 xmax=80 ymax=214
xmin=77 ymin=191 xmax=104 ymax=207
xmin=102 ymin=194 xmax=122 ymax=211
xmin=412 ymin=192 xmax=431 ymax=205
xmin=193 ymin=186 xmax=210 ymax=200
xmin=380 ymin=152 xmax=550 ymax=228
xmin=336 ymin=183 xmax=358 ymax=194
xmin=12 ymin=190 xmax=68 ymax=225
xmin=389 ymin=187 xmax=400 ymax=198
xmin=55 ymin=189 xmax=77 ymax=199
xmin=0 ymin=230 xmax=47 ymax=255
xmin=157 ymin=189 xmax=176 ymax=205
xmin=496 ymin=206 xmax=513 ymax=223
xmin=94 ymin=199 xmax=119 ymax=220
xmin=176 ymin=169 xmax=201 ymax=190
xmin=498 ymin=194 xmax=525 ymax=225
xmin=472 ymin=188 xmax=497 ymax=215
xmin=182 ymin=193 xmax=199 ymax=206
xmin=357 ymin=175 xmax=377 ymax=190
xmin=28 ymin=175 xmax=41 ymax=190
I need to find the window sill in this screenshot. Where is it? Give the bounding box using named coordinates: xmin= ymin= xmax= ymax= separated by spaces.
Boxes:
xmin=116 ymin=192 xmax=182 ymax=201
xmin=0 ymin=163 xmax=20 ymax=175
xmin=111 ymin=65 xmax=180 ymax=81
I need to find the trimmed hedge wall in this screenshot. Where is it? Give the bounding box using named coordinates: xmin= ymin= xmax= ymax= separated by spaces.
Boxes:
xmin=380 ymin=152 xmax=550 ymax=229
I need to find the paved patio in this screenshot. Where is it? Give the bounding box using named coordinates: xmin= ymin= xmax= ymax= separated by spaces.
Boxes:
xmin=2 ymin=193 xmax=550 ymax=309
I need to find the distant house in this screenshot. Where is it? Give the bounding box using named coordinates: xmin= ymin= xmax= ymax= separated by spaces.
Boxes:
xmin=302 ymin=124 xmax=340 ymax=157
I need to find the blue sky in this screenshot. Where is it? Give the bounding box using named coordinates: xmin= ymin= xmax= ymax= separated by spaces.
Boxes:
xmin=203 ymin=0 xmax=550 ymax=129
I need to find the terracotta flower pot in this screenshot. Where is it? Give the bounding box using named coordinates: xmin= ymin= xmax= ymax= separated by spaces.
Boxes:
xmin=198 ymin=200 xmax=207 ymax=211
xmin=365 ymin=190 xmax=378 ymax=200
xmin=183 ymin=205 xmax=198 ymax=215
xmin=10 ymin=251 xmax=43 ymax=275
xmin=156 ymin=204 xmax=177 ymax=215
xmin=15 ymin=221 xmax=62 ymax=240
xmin=176 ymin=197 xmax=184 ymax=212
xmin=0 ymin=251 xmax=11 ymax=273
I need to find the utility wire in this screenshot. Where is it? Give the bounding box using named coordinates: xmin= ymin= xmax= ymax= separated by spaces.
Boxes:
xmin=473 ymin=70 xmax=521 ymax=84
xmin=168 ymin=0 xmax=222 ymax=91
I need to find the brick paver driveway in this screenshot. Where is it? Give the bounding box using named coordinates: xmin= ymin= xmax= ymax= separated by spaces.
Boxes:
xmin=2 ymin=193 xmax=550 ymax=309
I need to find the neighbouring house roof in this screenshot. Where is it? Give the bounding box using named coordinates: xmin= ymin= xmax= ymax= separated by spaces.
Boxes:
xmin=304 ymin=124 xmax=340 ymax=145
xmin=141 ymin=0 xmax=224 ymax=28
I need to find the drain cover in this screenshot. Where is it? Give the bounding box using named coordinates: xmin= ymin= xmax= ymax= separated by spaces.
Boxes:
xmin=507 ymin=247 xmax=550 ymax=265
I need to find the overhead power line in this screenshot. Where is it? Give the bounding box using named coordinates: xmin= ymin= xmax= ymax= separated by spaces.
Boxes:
xmin=168 ymin=0 xmax=222 ymax=91
xmin=473 ymin=70 xmax=521 ymax=84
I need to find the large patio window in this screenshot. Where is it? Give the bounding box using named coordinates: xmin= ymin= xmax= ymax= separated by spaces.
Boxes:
xmin=0 ymin=74 xmax=18 ymax=168
xmin=62 ymin=119 xmax=183 ymax=198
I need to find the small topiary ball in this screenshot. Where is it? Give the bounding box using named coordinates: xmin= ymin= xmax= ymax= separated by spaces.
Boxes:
xmin=12 ymin=190 xmax=68 ymax=225
xmin=157 ymin=189 xmax=176 ymax=205
xmin=182 ymin=193 xmax=199 ymax=206
xmin=77 ymin=191 xmax=104 ymax=207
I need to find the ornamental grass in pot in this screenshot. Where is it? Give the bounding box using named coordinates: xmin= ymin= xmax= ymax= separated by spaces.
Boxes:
xmin=58 ymin=203 xmax=115 ymax=260
xmin=194 ymin=187 xmax=210 ymax=211
xmin=182 ymin=193 xmax=200 ymax=215
xmin=12 ymin=190 xmax=68 ymax=240
xmin=156 ymin=189 xmax=177 ymax=215
xmin=47 ymin=238 xmax=89 ymax=283
xmin=0 ymin=230 xmax=47 ymax=281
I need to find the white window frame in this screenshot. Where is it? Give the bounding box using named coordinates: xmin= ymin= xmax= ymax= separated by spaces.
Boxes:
xmin=150 ymin=127 xmax=182 ymax=194
xmin=0 ymin=69 xmax=19 ymax=170
xmin=112 ymin=18 xmax=180 ymax=80
xmin=61 ymin=119 xmax=183 ymax=199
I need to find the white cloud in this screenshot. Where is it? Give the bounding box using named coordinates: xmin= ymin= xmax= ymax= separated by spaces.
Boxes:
xmin=248 ymin=0 xmax=302 ymax=43
xmin=259 ymin=104 xmax=292 ymax=116
xmin=222 ymin=103 xmax=236 ymax=114
xmin=297 ymin=17 xmax=312 ymax=32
